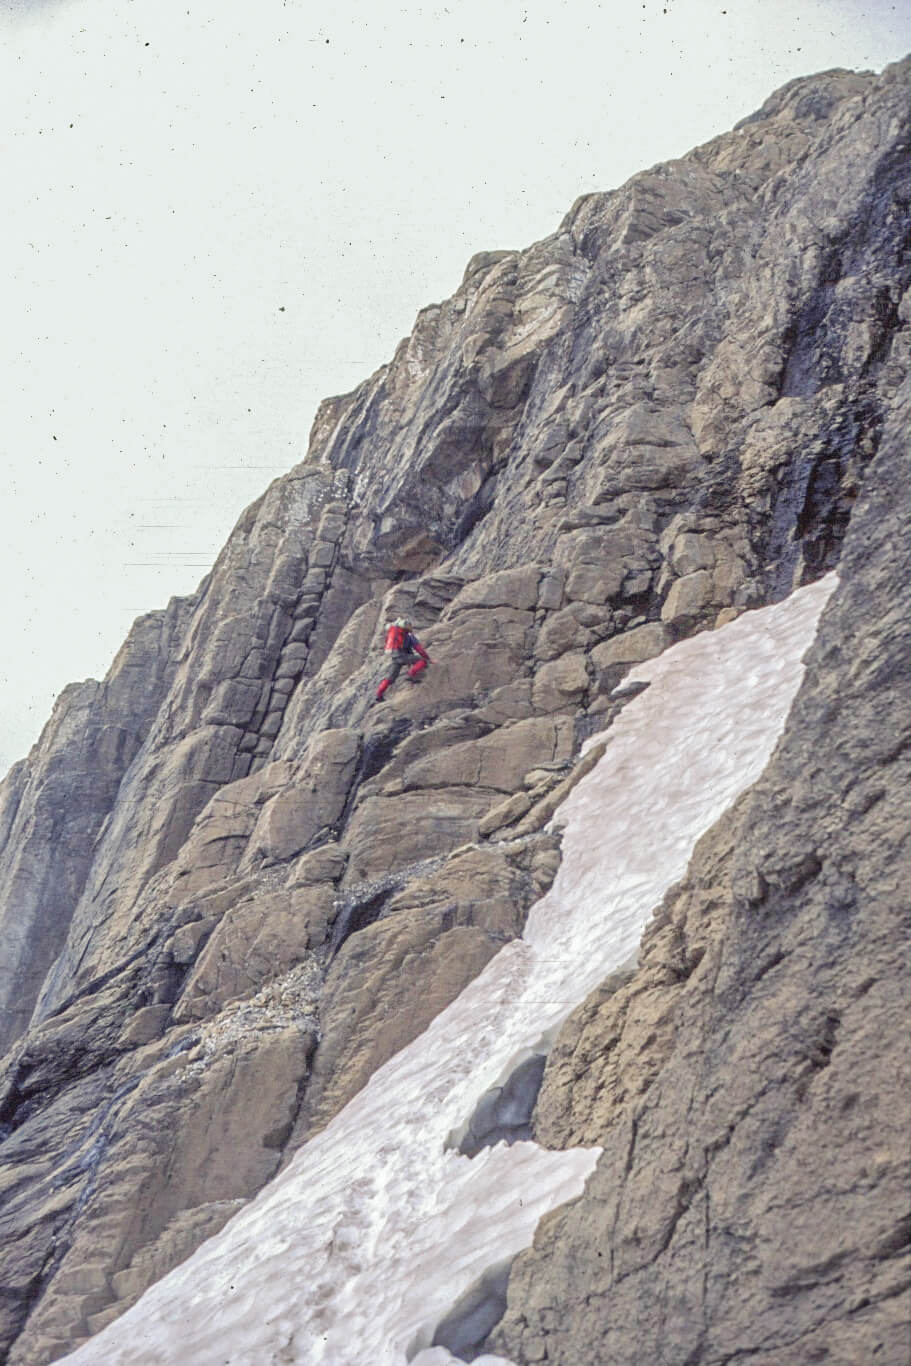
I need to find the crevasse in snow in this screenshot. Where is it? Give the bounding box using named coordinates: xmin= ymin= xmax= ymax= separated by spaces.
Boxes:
xmin=59 ymin=574 xmax=835 ymax=1366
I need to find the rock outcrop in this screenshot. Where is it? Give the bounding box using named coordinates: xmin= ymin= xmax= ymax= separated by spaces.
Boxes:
xmin=488 ymin=356 xmax=911 ymax=1366
xmin=0 ymin=597 xmax=195 ymax=1057
xmin=0 ymin=58 xmax=908 ymax=1365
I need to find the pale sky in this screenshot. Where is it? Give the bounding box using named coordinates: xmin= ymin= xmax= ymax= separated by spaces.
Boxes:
xmin=2 ymin=0 xmax=908 ymax=777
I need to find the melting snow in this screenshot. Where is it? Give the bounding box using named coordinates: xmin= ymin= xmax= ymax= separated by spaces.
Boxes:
xmin=59 ymin=575 xmax=835 ymax=1366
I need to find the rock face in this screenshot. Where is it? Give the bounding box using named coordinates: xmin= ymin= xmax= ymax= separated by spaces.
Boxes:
xmin=0 ymin=598 xmax=194 ymax=1057
xmin=488 ymin=360 xmax=911 ymax=1366
xmin=0 ymin=59 xmax=908 ymax=1365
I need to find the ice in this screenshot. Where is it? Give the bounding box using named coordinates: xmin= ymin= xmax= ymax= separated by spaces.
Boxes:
xmin=58 ymin=575 xmax=835 ymax=1366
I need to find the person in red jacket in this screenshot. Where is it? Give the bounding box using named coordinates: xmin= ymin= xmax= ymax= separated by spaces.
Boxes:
xmin=375 ymin=618 xmax=430 ymax=702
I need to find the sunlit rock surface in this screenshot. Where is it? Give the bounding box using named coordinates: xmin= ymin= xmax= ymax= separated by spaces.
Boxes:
xmin=0 ymin=57 xmax=908 ymax=1365
xmin=491 ymin=371 xmax=911 ymax=1364
xmin=54 ymin=573 xmax=834 ymax=1366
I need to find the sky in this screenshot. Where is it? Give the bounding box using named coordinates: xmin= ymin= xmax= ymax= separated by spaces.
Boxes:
xmin=1 ymin=0 xmax=908 ymax=777
xmin=57 ymin=575 xmax=836 ymax=1364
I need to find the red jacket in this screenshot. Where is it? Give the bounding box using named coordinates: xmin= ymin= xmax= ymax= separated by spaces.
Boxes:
xmin=385 ymin=624 xmax=428 ymax=659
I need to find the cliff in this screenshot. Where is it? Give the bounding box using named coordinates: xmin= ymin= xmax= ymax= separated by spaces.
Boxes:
xmin=491 ymin=346 xmax=911 ymax=1366
xmin=0 ymin=58 xmax=908 ymax=1365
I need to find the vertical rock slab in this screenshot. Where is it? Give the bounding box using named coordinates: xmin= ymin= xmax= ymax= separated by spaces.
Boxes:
xmin=0 ymin=599 xmax=194 ymax=1056
xmin=27 ymin=466 xmax=343 ymax=1022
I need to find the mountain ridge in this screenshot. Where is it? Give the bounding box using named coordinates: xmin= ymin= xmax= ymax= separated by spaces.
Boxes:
xmin=0 ymin=56 xmax=908 ymax=1364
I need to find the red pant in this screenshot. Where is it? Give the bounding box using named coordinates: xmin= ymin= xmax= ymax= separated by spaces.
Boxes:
xmin=376 ymin=651 xmax=427 ymax=698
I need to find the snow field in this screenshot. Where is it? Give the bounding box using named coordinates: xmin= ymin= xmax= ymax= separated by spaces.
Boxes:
xmin=59 ymin=574 xmax=836 ymax=1366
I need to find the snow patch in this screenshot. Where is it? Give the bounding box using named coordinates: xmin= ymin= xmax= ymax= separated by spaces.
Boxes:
xmin=59 ymin=575 xmax=835 ymax=1366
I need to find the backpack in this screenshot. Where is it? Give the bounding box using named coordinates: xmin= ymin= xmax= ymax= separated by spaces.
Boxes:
xmin=385 ymin=623 xmax=407 ymax=652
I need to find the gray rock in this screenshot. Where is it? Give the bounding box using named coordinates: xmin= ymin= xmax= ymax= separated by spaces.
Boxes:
xmin=534 ymin=605 xmax=598 ymax=661
xmin=478 ymin=791 xmax=533 ymax=836
xmin=590 ymin=622 xmax=669 ymax=672
xmin=660 ymin=568 xmax=714 ymax=622
xmin=490 ymin=325 xmax=911 ymax=1366
xmin=445 ymin=566 xmax=543 ymax=614
xmin=0 ymin=596 xmax=194 ymax=1057
xmin=668 ymin=530 xmax=716 ymax=576
xmin=0 ymin=58 xmax=909 ymax=1365
xmin=536 ymin=570 xmax=566 ymax=611
xmin=531 ymin=653 xmax=590 ymax=712
xmin=308 ymin=541 xmax=336 ymax=569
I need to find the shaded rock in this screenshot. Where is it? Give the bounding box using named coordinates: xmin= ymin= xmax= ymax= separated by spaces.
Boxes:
xmin=0 ymin=597 xmax=194 ymax=1056
xmin=455 ymin=1053 xmax=548 ymax=1156
xmin=6 ymin=1016 xmax=315 ymax=1365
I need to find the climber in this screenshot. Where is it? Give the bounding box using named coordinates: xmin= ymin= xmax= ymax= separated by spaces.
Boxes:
xmin=374 ymin=618 xmax=431 ymax=702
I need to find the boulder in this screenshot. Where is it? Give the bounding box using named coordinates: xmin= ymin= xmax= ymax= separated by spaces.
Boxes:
xmin=532 ymin=653 xmax=590 ymax=712
xmin=341 ymin=788 xmax=492 ymax=884
xmin=288 ymin=842 xmax=348 ymax=886
xmin=661 ymin=569 xmax=714 ymax=623
xmin=478 ymin=791 xmax=533 ymax=836
xmin=402 ymin=717 xmax=569 ymax=796
xmin=245 ymin=730 xmax=359 ymax=864
xmin=534 ymin=605 xmax=598 ymax=661
xmin=174 ymin=888 xmax=332 ymax=1020
xmin=445 ymin=566 xmax=543 ymax=614
xmin=536 ymin=570 xmax=566 ymax=611
xmin=564 ymin=561 xmax=625 ymax=604
xmin=590 ymin=622 xmax=669 ymax=672
xmin=667 ymin=530 xmax=716 ymax=576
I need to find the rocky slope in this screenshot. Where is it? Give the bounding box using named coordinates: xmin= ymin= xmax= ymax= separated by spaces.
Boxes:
xmin=0 ymin=58 xmax=908 ymax=1365
xmin=490 ymin=356 xmax=911 ymax=1366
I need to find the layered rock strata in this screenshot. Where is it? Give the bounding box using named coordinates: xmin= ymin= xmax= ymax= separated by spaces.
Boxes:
xmin=0 ymin=58 xmax=908 ymax=1365
xmin=0 ymin=597 xmax=195 ymax=1057
xmin=489 ymin=346 xmax=911 ymax=1366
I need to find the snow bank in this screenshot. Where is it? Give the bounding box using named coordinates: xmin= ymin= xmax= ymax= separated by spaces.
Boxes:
xmin=60 ymin=574 xmax=835 ymax=1366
